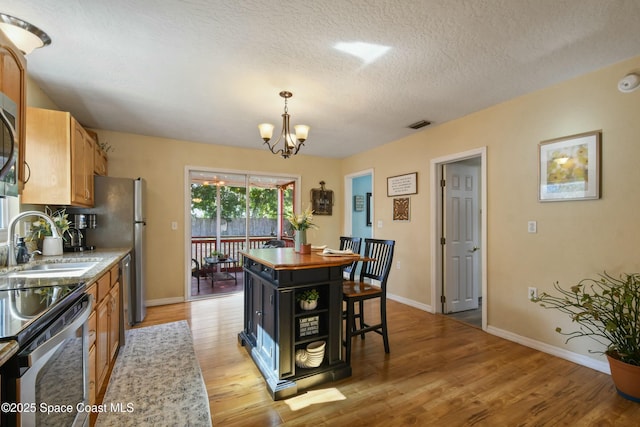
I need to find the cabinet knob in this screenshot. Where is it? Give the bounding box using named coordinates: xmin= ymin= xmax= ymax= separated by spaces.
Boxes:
xmin=255 ymin=310 xmax=262 ymax=316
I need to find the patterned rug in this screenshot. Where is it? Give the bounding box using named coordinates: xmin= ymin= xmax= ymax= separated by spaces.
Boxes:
xmin=96 ymin=321 xmax=212 ymax=426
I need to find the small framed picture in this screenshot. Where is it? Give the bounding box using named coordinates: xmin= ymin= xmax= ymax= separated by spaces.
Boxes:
xmin=538 ymin=130 xmax=601 ymax=202
xmin=393 ymin=197 xmax=410 ymax=221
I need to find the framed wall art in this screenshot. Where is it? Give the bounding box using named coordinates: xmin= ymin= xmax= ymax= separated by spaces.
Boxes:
xmin=311 ymin=181 xmax=333 ymax=215
xmin=393 ymin=197 xmax=410 ymax=221
xmin=387 ymin=172 xmax=417 ymax=197
xmin=538 ymin=130 xmax=601 ymax=202
xmin=354 ymin=195 xmax=365 ymax=211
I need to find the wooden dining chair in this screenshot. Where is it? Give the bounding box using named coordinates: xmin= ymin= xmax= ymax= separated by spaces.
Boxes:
xmin=342 ymin=238 xmax=395 ymax=365
xmin=339 ymin=236 xmax=362 ymax=281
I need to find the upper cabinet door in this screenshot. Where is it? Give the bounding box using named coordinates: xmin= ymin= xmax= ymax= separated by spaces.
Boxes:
xmin=0 ymin=31 xmax=26 ymax=195
xmin=22 ymin=107 xmax=96 ymax=207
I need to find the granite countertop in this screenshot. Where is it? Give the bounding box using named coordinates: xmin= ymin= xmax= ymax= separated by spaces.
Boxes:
xmin=0 ymin=248 xmax=131 ymax=288
xmin=0 ymin=340 xmax=18 ymax=365
xmin=0 ymin=248 xmax=131 ymax=369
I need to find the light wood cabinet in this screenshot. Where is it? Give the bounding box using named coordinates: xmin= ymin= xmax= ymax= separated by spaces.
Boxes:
xmin=108 ymin=284 xmax=120 ymax=360
xmin=95 ymin=295 xmax=110 ymax=392
xmin=94 ymin=144 xmax=108 ymax=176
xmin=92 ymin=264 xmax=122 ymax=405
xmin=0 ymin=30 xmax=26 ymax=194
xmin=88 ymin=340 xmax=96 ymax=406
xmin=22 ymin=107 xmax=97 ymax=206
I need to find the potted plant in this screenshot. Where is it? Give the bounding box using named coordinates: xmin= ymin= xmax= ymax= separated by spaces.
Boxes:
xmin=297 ymin=288 xmax=319 ymax=310
xmin=531 ymin=272 xmax=640 ymax=402
xmin=287 ymin=206 xmax=317 ymax=253
xmin=25 ymin=206 xmax=71 ymax=253
xmin=210 ymin=251 xmax=225 ymax=262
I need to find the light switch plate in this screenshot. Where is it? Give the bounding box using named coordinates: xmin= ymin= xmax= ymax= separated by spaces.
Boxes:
xmin=527 ymin=221 xmax=537 ymax=233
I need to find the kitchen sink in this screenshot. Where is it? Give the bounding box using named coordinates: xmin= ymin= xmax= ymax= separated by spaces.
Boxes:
xmin=8 ymin=261 xmax=99 ymax=278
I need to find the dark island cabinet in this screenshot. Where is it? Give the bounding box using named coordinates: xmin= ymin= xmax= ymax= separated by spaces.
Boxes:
xmin=238 ymin=252 xmax=352 ymax=400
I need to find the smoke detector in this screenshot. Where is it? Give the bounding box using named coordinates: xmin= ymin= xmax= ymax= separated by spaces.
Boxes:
xmin=618 ymin=73 xmax=640 ymax=93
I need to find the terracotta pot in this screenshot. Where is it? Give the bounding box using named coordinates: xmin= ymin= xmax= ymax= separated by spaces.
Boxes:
xmin=606 ymin=352 xmax=640 ymax=402
xmin=300 ymin=243 xmax=311 ymax=254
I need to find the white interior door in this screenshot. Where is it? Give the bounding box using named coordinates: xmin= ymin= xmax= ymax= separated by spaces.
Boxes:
xmin=443 ymin=162 xmax=480 ymax=313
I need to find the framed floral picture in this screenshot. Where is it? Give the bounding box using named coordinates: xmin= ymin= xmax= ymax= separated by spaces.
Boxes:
xmin=538 ymin=130 xmax=601 ymax=202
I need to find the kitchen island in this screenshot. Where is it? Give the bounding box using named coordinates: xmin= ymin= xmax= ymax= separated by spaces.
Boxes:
xmin=238 ymin=247 xmax=356 ymax=400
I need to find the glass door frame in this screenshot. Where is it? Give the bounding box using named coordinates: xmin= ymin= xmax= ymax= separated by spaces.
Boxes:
xmin=185 ymin=165 xmax=301 ymax=301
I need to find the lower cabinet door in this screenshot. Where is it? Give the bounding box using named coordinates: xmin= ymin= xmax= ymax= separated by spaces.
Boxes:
xmin=88 ymin=344 xmax=96 ymax=406
xmin=96 ymin=298 xmax=110 ymax=392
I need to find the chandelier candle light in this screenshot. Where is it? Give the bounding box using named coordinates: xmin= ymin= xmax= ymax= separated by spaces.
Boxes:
xmin=259 ymin=91 xmax=310 ymax=159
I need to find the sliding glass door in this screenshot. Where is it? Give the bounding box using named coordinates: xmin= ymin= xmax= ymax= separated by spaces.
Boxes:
xmin=188 ymin=169 xmax=298 ymax=299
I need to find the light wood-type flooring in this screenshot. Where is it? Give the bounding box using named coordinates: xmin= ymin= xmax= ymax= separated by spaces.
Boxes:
xmin=136 ymin=293 xmax=640 ymax=426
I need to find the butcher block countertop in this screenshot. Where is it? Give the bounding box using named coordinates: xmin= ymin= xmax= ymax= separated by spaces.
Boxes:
xmin=240 ymin=247 xmax=360 ymax=270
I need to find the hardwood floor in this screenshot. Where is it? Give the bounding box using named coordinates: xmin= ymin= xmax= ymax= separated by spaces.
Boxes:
xmin=137 ymin=294 xmax=640 ymax=426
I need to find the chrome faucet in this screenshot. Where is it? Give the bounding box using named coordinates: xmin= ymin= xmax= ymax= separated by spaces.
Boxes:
xmin=6 ymin=210 xmax=62 ymax=267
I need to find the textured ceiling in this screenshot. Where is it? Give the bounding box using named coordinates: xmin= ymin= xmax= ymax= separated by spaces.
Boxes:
xmin=3 ymin=0 xmax=640 ymax=158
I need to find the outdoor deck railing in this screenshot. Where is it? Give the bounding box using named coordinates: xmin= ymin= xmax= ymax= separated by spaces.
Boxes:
xmin=191 ymin=237 xmax=294 ymax=269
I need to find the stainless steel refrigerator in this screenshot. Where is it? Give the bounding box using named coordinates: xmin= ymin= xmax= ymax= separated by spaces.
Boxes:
xmin=84 ymin=176 xmax=146 ymax=325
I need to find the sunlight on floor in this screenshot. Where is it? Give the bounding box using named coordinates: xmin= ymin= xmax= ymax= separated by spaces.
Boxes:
xmin=284 ymin=388 xmax=346 ymax=411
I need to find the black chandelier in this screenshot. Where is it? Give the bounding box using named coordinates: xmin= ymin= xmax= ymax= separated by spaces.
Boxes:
xmin=258 ymin=91 xmax=310 ymax=159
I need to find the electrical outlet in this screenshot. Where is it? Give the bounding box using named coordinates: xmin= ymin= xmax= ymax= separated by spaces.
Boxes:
xmin=396 ymin=261 xmax=401 ymax=269
xmin=527 ymin=221 xmax=537 ymax=233
xmin=528 ymin=287 xmax=538 ymax=300
xmin=171 ymin=221 xmax=178 ymax=230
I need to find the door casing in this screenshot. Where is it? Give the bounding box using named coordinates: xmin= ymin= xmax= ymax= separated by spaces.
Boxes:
xmin=430 ymin=147 xmax=487 ymax=329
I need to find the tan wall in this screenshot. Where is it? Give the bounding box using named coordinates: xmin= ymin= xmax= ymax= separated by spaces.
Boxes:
xmin=91 ymin=131 xmax=342 ymax=301
xmin=342 ymin=55 xmax=640 ymax=361
xmin=26 ymin=55 xmax=640 ymax=364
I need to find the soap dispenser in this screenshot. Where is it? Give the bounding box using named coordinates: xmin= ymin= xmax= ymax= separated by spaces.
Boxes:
xmin=15 ymin=237 xmax=29 ymax=265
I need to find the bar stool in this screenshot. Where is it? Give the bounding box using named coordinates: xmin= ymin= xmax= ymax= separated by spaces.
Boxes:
xmin=342 ymin=238 xmax=395 ymax=365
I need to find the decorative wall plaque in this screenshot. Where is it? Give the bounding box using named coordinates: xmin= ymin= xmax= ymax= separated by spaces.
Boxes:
xmin=393 ymin=197 xmax=410 ymax=221
xmin=311 ymin=181 xmax=333 ymax=215
xmin=387 ymin=172 xmax=417 ymax=197
xmin=354 ymin=195 xmax=365 ymax=211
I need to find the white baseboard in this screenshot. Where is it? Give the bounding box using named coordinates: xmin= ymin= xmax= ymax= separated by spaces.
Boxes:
xmin=486 ymin=325 xmax=610 ymax=375
xmin=146 ymin=296 xmax=184 ymax=307
xmin=388 ymin=292 xmax=433 ymax=313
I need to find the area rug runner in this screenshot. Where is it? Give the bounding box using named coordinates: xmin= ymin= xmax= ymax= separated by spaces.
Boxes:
xmin=96 ymin=320 xmax=212 ymax=426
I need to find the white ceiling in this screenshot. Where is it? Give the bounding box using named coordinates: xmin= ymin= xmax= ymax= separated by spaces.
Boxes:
xmin=4 ymin=1 xmax=640 ymax=158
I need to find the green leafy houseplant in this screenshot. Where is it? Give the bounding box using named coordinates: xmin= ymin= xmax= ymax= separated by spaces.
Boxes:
xmin=297 ymin=289 xmax=319 ymax=303
xmin=531 ymin=272 xmax=640 ymax=366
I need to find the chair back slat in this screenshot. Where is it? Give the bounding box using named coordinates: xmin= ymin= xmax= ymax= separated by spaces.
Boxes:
xmin=340 ymin=236 xmax=362 ymax=281
xmin=360 ymin=239 xmax=395 ymax=289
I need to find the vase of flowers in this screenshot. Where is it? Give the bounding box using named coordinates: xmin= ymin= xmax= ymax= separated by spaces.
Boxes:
xmin=25 ymin=207 xmax=71 ymax=254
xmin=287 ymin=207 xmax=317 ymax=252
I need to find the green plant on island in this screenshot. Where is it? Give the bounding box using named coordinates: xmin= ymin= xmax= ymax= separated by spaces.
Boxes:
xmin=531 ymin=272 xmax=640 ymax=366
xmin=297 ymin=288 xmax=319 ymax=303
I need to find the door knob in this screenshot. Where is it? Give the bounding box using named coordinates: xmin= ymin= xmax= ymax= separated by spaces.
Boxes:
xmin=468 ymin=246 xmax=480 ymax=253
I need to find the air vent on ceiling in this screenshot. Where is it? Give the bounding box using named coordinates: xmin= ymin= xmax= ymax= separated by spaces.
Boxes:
xmin=407 ymin=120 xmax=431 ymax=130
